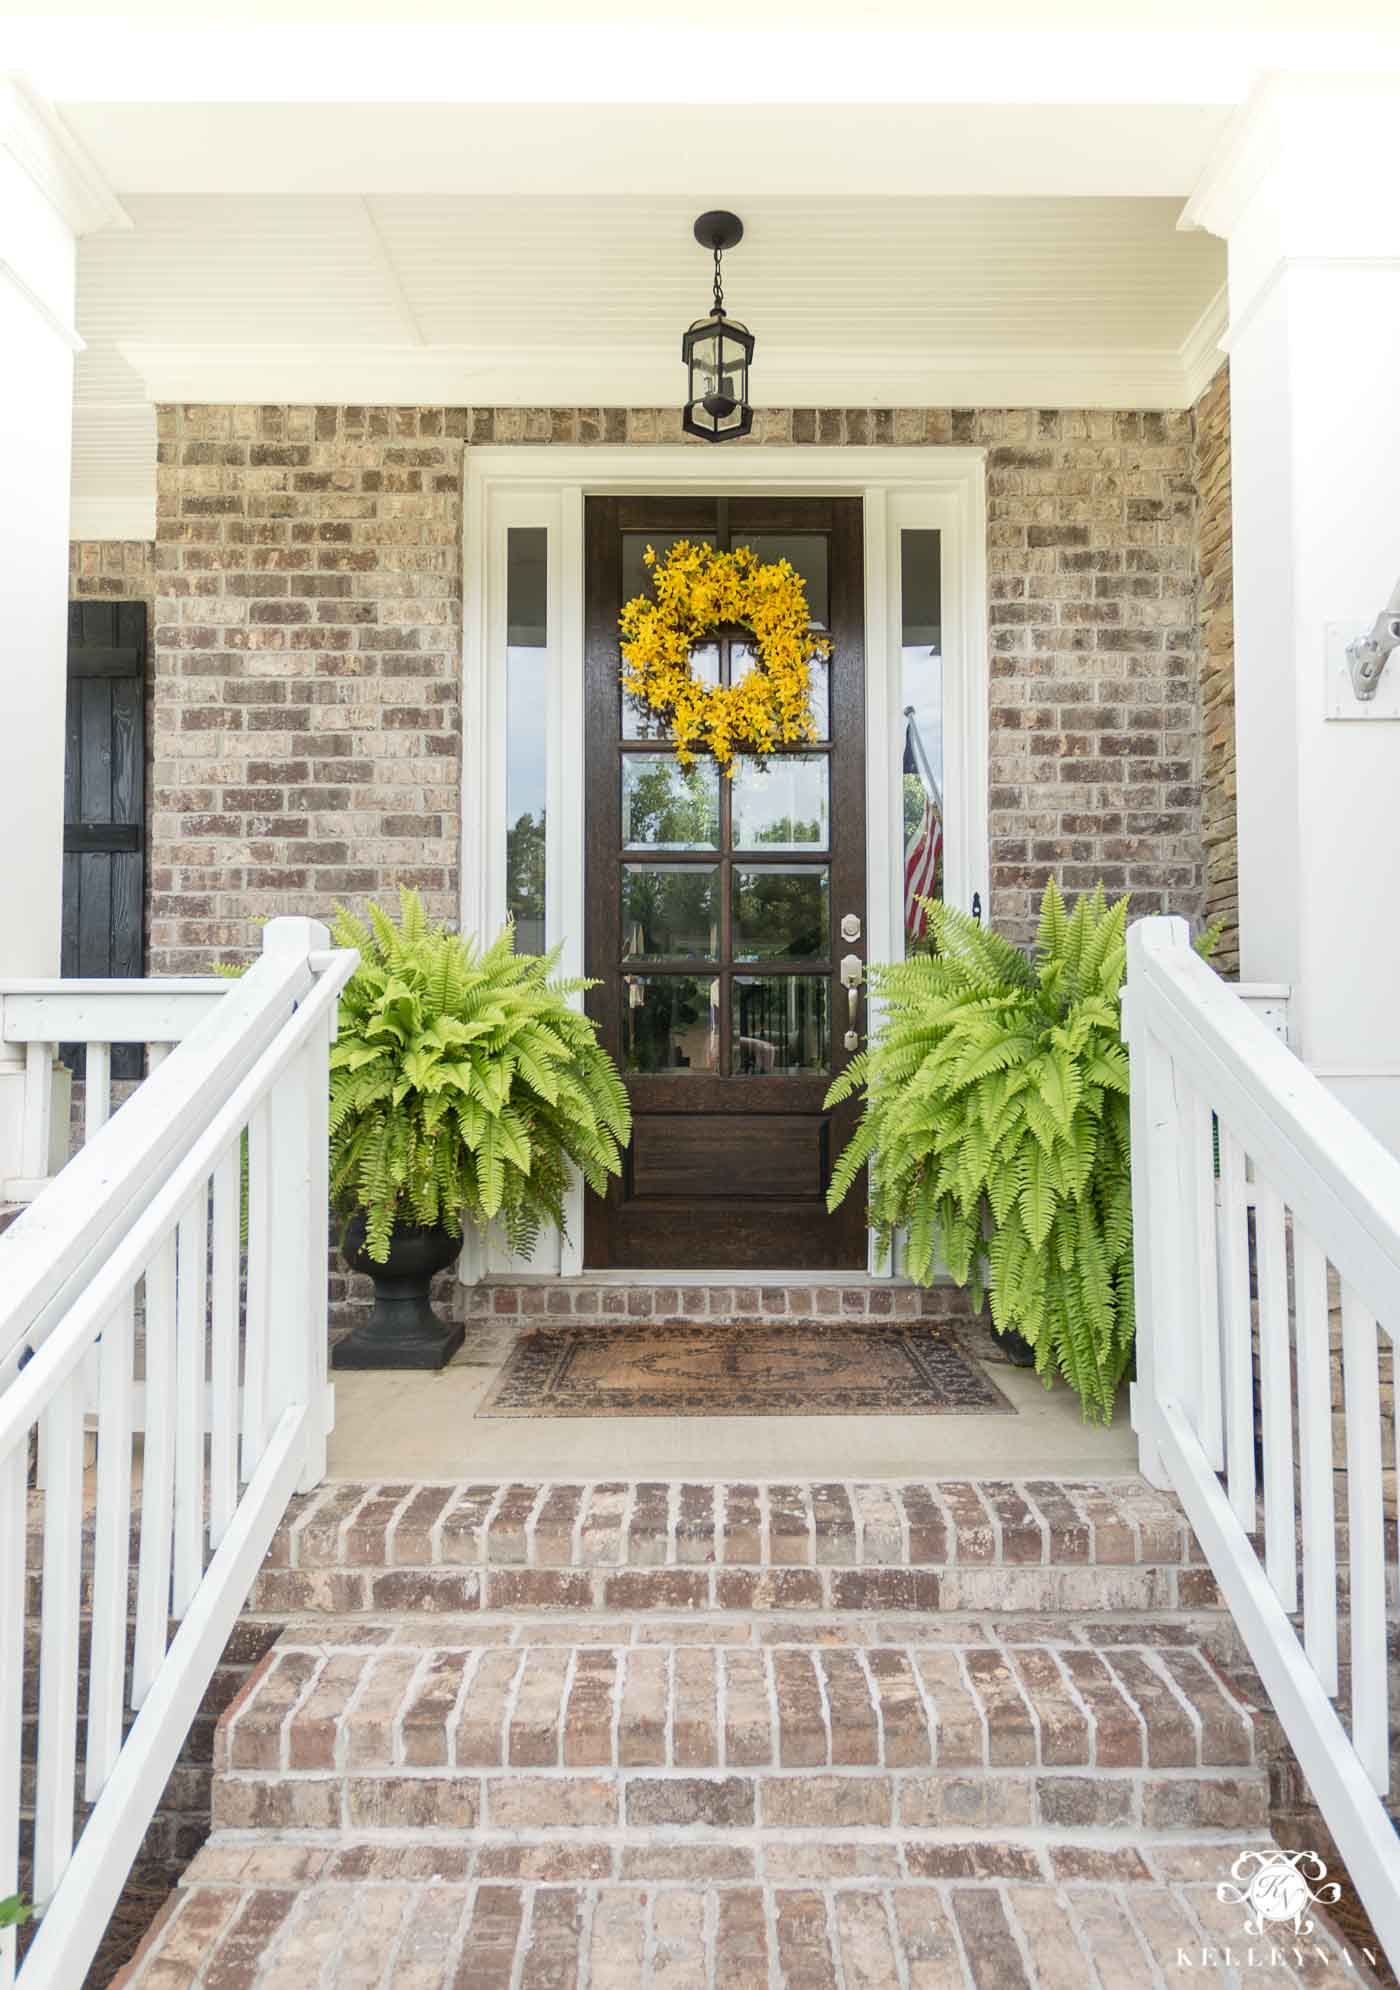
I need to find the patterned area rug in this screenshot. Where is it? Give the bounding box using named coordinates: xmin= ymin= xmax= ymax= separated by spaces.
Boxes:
xmin=478 ymin=1321 xmax=1014 ymax=1418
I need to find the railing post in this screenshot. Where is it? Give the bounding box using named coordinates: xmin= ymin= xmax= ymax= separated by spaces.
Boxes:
xmin=260 ymin=918 xmax=331 ymax=1493
xmin=1124 ymin=916 xmax=1192 ymax=1488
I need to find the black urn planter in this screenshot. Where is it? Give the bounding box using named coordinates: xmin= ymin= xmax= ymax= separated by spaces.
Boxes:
xmin=998 ymin=1326 xmax=1039 ymax=1369
xmin=332 ymin=1215 xmax=466 ymax=1371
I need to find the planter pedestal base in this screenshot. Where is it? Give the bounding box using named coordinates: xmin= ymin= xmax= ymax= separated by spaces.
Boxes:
xmin=332 ymin=1307 xmax=465 ymax=1372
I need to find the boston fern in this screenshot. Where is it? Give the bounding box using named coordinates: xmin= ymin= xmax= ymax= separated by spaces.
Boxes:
xmin=826 ymin=883 xmax=1146 ymax=1424
xmin=329 ymin=891 xmax=630 ymax=1263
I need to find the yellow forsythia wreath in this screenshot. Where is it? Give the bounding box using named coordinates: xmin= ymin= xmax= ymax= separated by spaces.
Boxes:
xmin=619 ymin=540 xmax=832 ymax=772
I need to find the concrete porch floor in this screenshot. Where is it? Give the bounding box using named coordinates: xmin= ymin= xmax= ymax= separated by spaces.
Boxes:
xmin=325 ymin=1315 xmax=1138 ymax=1480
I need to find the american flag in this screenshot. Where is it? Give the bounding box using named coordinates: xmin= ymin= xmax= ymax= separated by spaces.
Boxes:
xmin=903 ymin=717 xmax=943 ymax=943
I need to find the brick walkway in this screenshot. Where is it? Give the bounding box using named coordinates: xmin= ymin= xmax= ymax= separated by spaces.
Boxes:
xmin=117 ymin=1481 xmax=1373 ymax=1987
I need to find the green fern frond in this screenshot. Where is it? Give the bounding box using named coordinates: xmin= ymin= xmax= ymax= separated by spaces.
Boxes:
xmin=824 ymin=879 xmax=1151 ymax=1425
xmin=327 ymin=889 xmax=630 ymax=1263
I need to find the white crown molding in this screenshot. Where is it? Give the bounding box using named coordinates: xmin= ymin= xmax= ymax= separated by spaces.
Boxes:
xmin=0 ymin=257 xmax=85 ymax=351
xmin=69 ymin=493 xmax=157 ymax=542
xmin=117 ymin=340 xmax=1206 ymax=411
xmin=0 ymin=78 xmax=131 ymax=237
xmin=1179 ymin=283 xmax=1228 ymax=406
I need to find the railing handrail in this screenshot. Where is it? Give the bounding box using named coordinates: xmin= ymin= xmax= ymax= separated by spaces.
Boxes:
xmin=0 ymin=955 xmax=354 ymax=1451
xmin=1127 ymin=924 xmax=1400 ymax=1336
xmin=0 ymin=931 xmax=321 ymax=1375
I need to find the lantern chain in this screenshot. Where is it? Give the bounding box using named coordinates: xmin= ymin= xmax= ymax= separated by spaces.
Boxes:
xmin=712 ymin=246 xmax=725 ymax=317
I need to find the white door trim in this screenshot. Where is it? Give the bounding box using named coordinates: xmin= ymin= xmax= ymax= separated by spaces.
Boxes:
xmin=461 ymin=444 xmax=989 ymax=1276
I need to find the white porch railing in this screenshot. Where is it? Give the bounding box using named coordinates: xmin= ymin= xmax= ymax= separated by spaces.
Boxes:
xmin=1125 ymin=915 xmax=1400 ymax=1963
xmin=0 ymin=918 xmax=356 ymax=1989
xmin=1 ymin=976 xmax=230 ymax=1203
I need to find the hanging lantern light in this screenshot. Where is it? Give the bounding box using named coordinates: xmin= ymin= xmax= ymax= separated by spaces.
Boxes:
xmin=682 ymin=211 xmax=753 ymax=443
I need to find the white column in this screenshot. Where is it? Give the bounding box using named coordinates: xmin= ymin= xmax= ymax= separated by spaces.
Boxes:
xmin=0 ymin=83 xmax=124 ymax=1187
xmin=1184 ymin=76 xmax=1400 ymax=1155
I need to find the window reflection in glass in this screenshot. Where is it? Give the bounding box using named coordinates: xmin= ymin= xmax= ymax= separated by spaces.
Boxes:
xmin=732 ymin=641 xmax=828 ymax=740
xmin=506 ymin=526 xmax=548 ymax=954
xmin=621 ymin=866 xmax=719 ymax=960
xmin=901 ymin=528 xmax=944 ymax=948
xmin=739 ymin=534 xmax=829 ymax=627
xmin=624 ymin=642 xmax=719 ymax=740
xmin=732 ymin=976 xmax=830 ymax=1076
xmin=731 ymin=754 xmax=828 ymax=850
xmin=733 ymin=866 xmax=829 ymax=961
xmin=622 ymin=755 xmax=721 ymax=849
xmin=622 ymin=532 xmax=692 ymax=607
xmin=622 ymin=975 xmax=719 ymax=1073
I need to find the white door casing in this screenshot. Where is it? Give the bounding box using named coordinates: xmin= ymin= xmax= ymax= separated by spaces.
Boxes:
xmin=461 ymin=445 xmax=989 ymax=1276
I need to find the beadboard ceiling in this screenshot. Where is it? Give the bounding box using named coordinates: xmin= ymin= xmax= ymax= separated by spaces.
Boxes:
xmin=70 ymin=192 xmax=1226 ymax=536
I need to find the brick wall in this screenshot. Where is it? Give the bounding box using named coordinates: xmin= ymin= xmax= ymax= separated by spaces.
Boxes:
xmin=133 ymin=400 xmax=1205 ymax=972
xmin=1191 ymin=366 xmax=1238 ymax=974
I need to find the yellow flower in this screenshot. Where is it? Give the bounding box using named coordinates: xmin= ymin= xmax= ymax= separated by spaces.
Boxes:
xmin=619 ymin=540 xmax=830 ymax=772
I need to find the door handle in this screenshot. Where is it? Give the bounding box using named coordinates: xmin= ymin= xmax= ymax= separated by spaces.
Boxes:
xmin=839 ymin=952 xmax=863 ymax=1033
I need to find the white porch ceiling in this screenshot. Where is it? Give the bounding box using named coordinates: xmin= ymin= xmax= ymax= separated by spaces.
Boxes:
xmin=71 ymin=191 xmax=1225 ymax=536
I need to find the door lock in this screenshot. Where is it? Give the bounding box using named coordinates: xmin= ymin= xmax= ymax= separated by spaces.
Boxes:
xmin=840 ymin=913 xmax=862 ymax=943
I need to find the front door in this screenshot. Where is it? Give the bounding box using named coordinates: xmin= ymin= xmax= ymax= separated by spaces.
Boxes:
xmin=584 ymin=495 xmax=867 ymax=1270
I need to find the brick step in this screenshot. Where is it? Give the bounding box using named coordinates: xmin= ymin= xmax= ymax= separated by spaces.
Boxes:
xmin=251 ymin=1478 xmax=1222 ymax=1619
xmin=116 ymin=1835 xmax=1367 ymax=1988
xmin=210 ymin=1626 xmax=1269 ymax=1839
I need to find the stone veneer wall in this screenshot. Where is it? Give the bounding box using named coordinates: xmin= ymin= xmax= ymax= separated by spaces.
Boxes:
xmin=136 ymin=401 xmax=1205 ymax=973
xmin=1191 ymin=366 xmax=1238 ymax=975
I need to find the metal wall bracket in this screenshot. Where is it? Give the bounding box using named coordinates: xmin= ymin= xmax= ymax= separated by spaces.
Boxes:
xmin=1344 ymin=576 xmax=1400 ymax=702
xmin=1346 ymin=629 xmax=1398 ymax=701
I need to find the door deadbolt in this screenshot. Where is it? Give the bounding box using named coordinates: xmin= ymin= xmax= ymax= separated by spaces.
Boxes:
xmin=840 ymin=913 xmax=862 ymax=943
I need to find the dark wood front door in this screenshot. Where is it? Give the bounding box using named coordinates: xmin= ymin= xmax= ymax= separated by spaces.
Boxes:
xmin=584 ymin=495 xmax=867 ymax=1270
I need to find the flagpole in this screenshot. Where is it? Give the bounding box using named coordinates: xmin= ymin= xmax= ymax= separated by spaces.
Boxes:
xmin=902 ymin=704 xmax=942 ymax=814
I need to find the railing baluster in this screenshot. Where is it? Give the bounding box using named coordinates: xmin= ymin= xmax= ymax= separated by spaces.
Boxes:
xmin=1216 ymin=1123 xmax=1256 ymax=1530
xmin=1293 ymin=1227 xmax=1338 ymax=1697
xmin=132 ymin=1231 xmax=177 ymax=1707
xmin=147 ymin=1041 xmax=173 ymax=1072
xmin=85 ymin=1040 xmax=112 ymax=1144
xmin=1254 ymin=1178 xmax=1298 ymax=1612
xmin=85 ymin=1294 xmax=136 ymax=1800
xmin=242 ymin=1097 xmax=272 ymax=1480
xmin=1183 ymin=1082 xmax=1223 ymax=1468
xmin=209 ymin=1142 xmax=241 ymax=1547
xmin=1341 ymin=1281 xmax=1389 ymax=1792
xmin=0 ymin=1450 xmax=25 ymax=1989
xmin=173 ymin=1184 xmax=210 ymax=1616
xmin=21 ymin=1039 xmax=56 ymax=1183
xmin=33 ymin=1375 xmax=85 ymax=1904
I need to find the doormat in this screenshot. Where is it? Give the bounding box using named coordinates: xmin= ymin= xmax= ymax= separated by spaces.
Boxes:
xmin=478 ymin=1321 xmax=1015 ymax=1418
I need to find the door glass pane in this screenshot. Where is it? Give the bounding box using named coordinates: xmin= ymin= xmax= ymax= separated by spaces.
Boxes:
xmin=624 ymin=641 xmax=719 ymax=740
xmin=622 ymin=531 xmax=695 ymax=607
xmin=732 ymin=641 xmax=828 ymax=740
xmin=506 ymin=526 xmax=547 ymax=954
xmin=732 ymin=976 xmax=830 ymax=1076
xmin=622 ymin=755 xmax=721 ymax=849
xmin=732 ymin=754 xmax=829 ymax=849
xmin=900 ymin=528 xmax=944 ymax=947
xmin=738 ymin=534 xmax=829 ymax=627
xmin=622 ymin=865 xmax=719 ymax=959
xmin=733 ymin=866 xmax=829 ymax=961
xmin=622 ymin=975 xmax=719 ymax=1073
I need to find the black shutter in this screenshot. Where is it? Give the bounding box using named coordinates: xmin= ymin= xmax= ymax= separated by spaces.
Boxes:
xmin=63 ymin=602 xmax=147 ymax=1079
